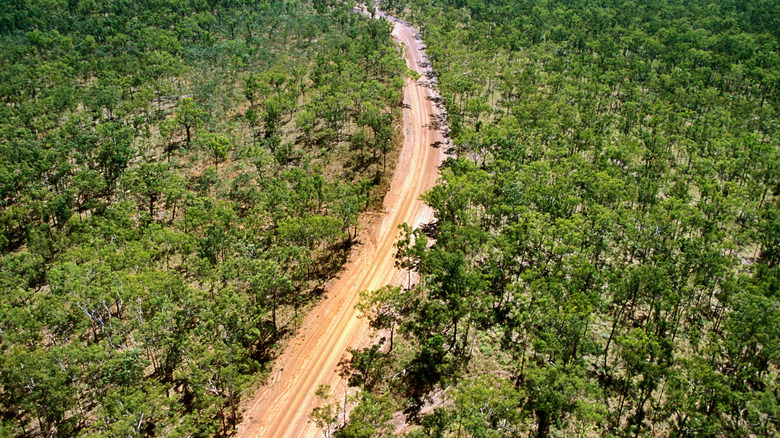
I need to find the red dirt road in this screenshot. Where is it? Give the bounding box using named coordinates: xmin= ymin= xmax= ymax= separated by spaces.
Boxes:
xmin=234 ymin=10 xmax=446 ymax=438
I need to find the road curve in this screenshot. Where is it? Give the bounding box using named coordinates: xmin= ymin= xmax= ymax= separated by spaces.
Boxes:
xmin=235 ymin=9 xmax=446 ymax=438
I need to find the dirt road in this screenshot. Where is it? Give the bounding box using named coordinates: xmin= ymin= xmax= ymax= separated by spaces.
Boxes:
xmin=235 ymin=9 xmax=446 ymax=438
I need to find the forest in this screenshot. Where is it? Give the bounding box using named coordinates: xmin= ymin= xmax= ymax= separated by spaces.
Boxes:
xmin=0 ymin=0 xmax=411 ymax=436
xmin=338 ymin=0 xmax=780 ymax=437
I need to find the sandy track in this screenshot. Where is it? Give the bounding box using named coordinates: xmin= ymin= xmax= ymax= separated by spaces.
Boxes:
xmin=234 ymin=10 xmax=445 ymax=438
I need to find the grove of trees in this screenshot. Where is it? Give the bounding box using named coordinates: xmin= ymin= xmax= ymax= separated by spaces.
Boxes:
xmin=344 ymin=0 xmax=780 ymax=437
xmin=0 ymin=0 xmax=411 ymax=436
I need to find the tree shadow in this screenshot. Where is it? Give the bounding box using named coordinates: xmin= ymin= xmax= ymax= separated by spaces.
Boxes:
xmin=419 ymin=220 xmax=439 ymax=240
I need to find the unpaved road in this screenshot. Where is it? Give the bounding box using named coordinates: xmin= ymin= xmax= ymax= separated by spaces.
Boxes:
xmin=235 ymin=9 xmax=446 ymax=438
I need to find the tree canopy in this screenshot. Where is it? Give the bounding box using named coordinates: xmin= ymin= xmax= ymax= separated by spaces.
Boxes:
xmin=346 ymin=0 xmax=780 ymax=436
xmin=0 ymin=0 xmax=411 ymax=436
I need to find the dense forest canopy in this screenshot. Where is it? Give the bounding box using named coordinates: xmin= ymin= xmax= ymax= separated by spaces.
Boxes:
xmin=0 ymin=0 xmax=411 ymax=436
xmin=341 ymin=0 xmax=780 ymax=437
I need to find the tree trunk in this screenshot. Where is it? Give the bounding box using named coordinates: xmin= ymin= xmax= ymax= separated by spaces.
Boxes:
xmin=536 ymin=409 xmax=550 ymax=438
xmin=272 ymin=288 xmax=278 ymax=333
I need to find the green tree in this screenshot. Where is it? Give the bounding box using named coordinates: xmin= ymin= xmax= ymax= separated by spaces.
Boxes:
xmin=201 ymin=133 xmax=231 ymax=169
xmin=336 ymin=392 xmax=394 ymax=438
xmin=312 ymin=384 xmax=341 ymax=438
xmin=394 ymin=222 xmax=428 ymax=290
xmin=175 ymin=97 xmax=206 ymax=146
